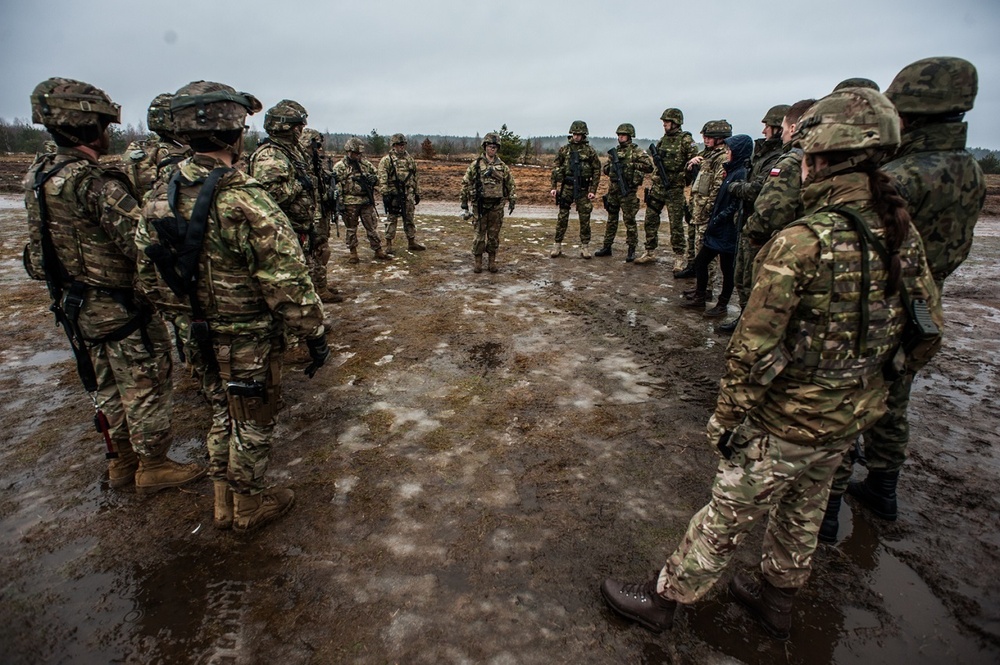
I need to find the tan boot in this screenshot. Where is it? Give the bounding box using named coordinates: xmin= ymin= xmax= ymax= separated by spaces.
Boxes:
xmin=233 ymin=488 xmax=295 ymax=533
xmin=473 ymin=254 xmax=483 ymax=273
xmin=374 ymin=247 xmax=392 ymax=260
xmin=634 ymin=248 xmax=656 ymax=264
xmin=407 ymin=237 xmax=426 ymax=251
xmin=107 ymin=448 xmax=139 ymax=489
xmin=213 ymin=480 xmax=234 ymax=530
xmin=580 ymin=243 xmax=592 ymax=259
xmin=135 ymin=454 xmax=206 ymax=495
xmin=487 ymin=252 xmax=498 ymax=273
xmin=384 ymin=238 xmax=394 ymax=255
xmin=550 ymin=242 xmax=562 ymax=258
xmin=348 ymin=247 xmax=359 ymax=264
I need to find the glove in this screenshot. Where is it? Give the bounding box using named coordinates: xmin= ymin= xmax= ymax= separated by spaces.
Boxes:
xmin=414 ymin=193 xmax=421 ymax=206
xmin=304 ymin=333 xmax=330 ymax=378
xmin=508 ymin=201 xmax=515 ymax=215
xmin=706 ymin=414 xmax=733 ymax=459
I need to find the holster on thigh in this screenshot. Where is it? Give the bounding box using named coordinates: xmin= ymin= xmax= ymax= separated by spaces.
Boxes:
xmin=216 ymin=337 xmax=283 ymax=427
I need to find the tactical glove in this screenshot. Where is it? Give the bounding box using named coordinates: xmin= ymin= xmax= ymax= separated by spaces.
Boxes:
xmin=414 ymin=193 xmax=421 ymax=206
xmin=508 ymin=201 xmax=515 ymax=215
xmin=304 ymin=333 xmax=330 ymax=378
xmin=706 ymin=414 xmax=733 ymax=459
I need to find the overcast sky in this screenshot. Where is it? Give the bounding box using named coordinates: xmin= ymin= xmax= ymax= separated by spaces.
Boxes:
xmin=2 ymin=0 xmax=998 ymax=147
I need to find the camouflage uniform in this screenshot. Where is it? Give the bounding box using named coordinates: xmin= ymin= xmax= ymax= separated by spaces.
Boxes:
xmin=461 ymin=138 xmax=516 ymax=270
xmin=122 ymin=93 xmax=191 ymax=198
xmin=550 ymin=123 xmax=601 ymax=249
xmin=742 ymin=145 xmax=804 ymax=250
xmin=600 ymin=127 xmax=654 ymax=255
xmin=644 ymin=110 xmax=699 ymax=266
xmin=687 ymin=137 xmax=728 ymax=263
xmin=333 ymin=140 xmax=387 ymax=260
xmin=378 ymin=139 xmax=423 ymax=250
xmin=299 ymin=128 xmax=338 ymax=296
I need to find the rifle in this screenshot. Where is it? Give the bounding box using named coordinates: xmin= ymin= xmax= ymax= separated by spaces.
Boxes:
xmin=384 ymin=153 xmax=410 ymax=216
xmin=649 ymin=143 xmax=670 ymax=190
xmin=353 ymin=163 xmax=380 ymax=217
xmin=607 ymin=147 xmax=629 ymax=196
xmin=559 ymin=148 xmax=581 ymax=206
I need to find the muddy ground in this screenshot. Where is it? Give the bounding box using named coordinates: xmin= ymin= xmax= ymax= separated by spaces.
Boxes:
xmin=0 ymin=164 xmax=998 ymax=664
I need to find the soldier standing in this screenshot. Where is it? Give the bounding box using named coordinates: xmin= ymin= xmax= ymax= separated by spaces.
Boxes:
xmin=378 ymin=134 xmax=425 ymax=254
xmin=636 ymin=109 xmax=699 ymax=269
xmin=549 ymin=121 xmax=601 ymax=259
xmin=300 ymin=128 xmax=344 ymax=303
xmin=122 ymin=93 xmax=192 ymax=198
xmin=677 ymin=120 xmax=731 ymax=281
xmin=821 ymin=57 xmax=986 ymax=541
xmin=460 ymin=132 xmax=516 ymax=273
xmin=596 ymin=123 xmax=653 ymax=263
xmin=601 ymin=88 xmax=942 ymax=640
xmin=23 ymin=78 xmax=205 ymax=493
xmin=136 ymin=81 xmax=330 ymax=532
xmin=333 ymin=137 xmax=391 ymax=263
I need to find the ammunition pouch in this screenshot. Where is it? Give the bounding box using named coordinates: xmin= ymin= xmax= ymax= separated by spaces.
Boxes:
xmin=383 ymin=191 xmax=405 ymax=215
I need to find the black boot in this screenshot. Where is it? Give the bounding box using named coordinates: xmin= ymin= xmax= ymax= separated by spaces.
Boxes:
xmin=600 ymin=576 xmax=676 ymax=633
xmin=674 ymin=264 xmax=696 ymax=279
xmin=715 ymin=312 xmax=741 ymax=334
xmin=594 ymin=245 xmax=612 ymax=257
xmin=704 ymin=301 xmax=729 ymax=318
xmin=847 ymin=470 xmax=899 ymax=521
xmin=625 ymin=245 xmax=636 ymax=262
xmin=730 ymin=572 xmax=797 ymax=640
xmin=680 ymin=291 xmax=707 ymax=309
xmin=818 ymin=492 xmax=843 ymax=544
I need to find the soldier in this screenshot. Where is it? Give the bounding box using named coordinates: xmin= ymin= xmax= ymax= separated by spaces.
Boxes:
xmin=596 ymin=123 xmax=653 ymax=262
xmin=601 ymin=88 xmax=943 ymax=640
xmin=715 ymin=104 xmax=789 ymax=332
xmin=135 ymin=80 xmax=330 ymax=533
xmin=636 ymin=109 xmax=699 ymax=268
xmin=300 ymin=128 xmax=344 ymax=303
xmin=549 ymin=121 xmax=601 ymax=259
xmin=333 ymin=137 xmax=391 ymax=263
xmin=821 ymin=57 xmax=986 ymax=541
xmin=122 ymin=93 xmax=192 ymax=199
xmin=677 ymin=120 xmax=731 ymax=281
xmin=378 ymin=133 xmax=425 ymax=254
xmin=460 ymin=132 xmax=516 ymax=273
xmin=23 ymin=78 xmax=205 ymax=493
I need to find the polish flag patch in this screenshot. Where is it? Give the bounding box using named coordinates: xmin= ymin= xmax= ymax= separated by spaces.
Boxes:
xmin=769 ymin=167 xmax=781 ymax=176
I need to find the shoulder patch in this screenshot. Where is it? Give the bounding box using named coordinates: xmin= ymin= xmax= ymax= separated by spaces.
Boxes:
xmin=770 ymin=167 xmax=781 ymax=177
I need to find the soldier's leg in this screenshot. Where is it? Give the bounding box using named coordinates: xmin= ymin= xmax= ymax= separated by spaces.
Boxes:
xmin=384 ymin=212 xmax=399 ymax=243
xmin=486 ymin=208 xmax=504 ymax=272
xmin=359 ymin=204 xmax=384 ymax=251
xmin=622 ymin=195 xmax=640 ymax=260
xmin=643 ymin=196 xmax=663 ymax=252
xmin=602 ymin=195 xmax=621 ymax=249
xmin=342 ymin=205 xmax=361 ymax=251
xmin=403 ymin=200 xmax=423 ymax=249
xmin=175 ymin=317 xmax=230 ymax=482
xmin=686 ymin=197 xmax=698 ymax=263
xmin=554 ymin=206 xmax=570 ymax=243
xmin=88 ymin=339 xmax=135 ymax=485
xmin=666 ymin=187 xmax=687 ymax=271
xmin=577 ymin=196 xmax=593 ymax=246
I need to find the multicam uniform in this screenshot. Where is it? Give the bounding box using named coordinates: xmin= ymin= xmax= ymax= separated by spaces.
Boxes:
xmin=300 ymin=128 xmax=338 ymax=295
xmin=600 ymin=139 xmax=653 ymax=253
xmin=123 ymin=137 xmax=191 ymax=198
xmin=687 ymin=142 xmax=727 ymax=262
xmin=249 ymin=137 xmax=319 ymax=250
xmin=333 ymin=153 xmax=386 ymax=257
xmin=378 ymin=148 xmax=422 ymax=248
xmin=645 ymin=122 xmax=699 ymax=262
xmin=461 ymin=151 xmax=516 ymax=260
xmin=551 ymin=136 xmax=601 ymax=246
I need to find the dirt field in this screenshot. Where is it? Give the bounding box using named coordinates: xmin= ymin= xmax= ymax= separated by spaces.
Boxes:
xmin=0 ymin=157 xmax=998 ymax=664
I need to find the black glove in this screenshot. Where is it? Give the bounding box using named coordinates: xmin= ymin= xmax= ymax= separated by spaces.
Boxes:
xmin=508 ymin=201 xmax=515 ymax=215
xmin=304 ymin=334 xmax=330 ymax=378
xmin=414 ymin=193 xmax=421 ymax=206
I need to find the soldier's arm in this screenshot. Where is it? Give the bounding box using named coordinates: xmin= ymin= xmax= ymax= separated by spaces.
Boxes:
xmin=588 ymin=149 xmax=602 ymax=193
xmin=744 ymin=154 xmax=802 ymax=244
xmin=636 ymin=149 xmax=654 ymax=174
xmin=460 ymin=164 xmax=473 ymax=206
xmin=505 ymin=166 xmax=517 ymax=202
xmin=901 ymin=229 xmax=944 ymax=373
xmin=249 ymin=148 xmax=299 ymax=207
xmin=82 ymin=172 xmax=142 ymax=261
xmin=377 ymin=156 xmax=391 ymax=195
xmin=410 ymin=156 xmax=421 ymax=198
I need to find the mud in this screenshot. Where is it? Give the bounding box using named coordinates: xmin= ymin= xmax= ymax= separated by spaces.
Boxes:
xmin=0 ymin=187 xmax=998 ymax=664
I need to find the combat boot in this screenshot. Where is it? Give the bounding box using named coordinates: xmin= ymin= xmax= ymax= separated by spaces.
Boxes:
xmin=107 ymin=444 xmax=139 ymax=489
xmin=233 ymin=488 xmax=295 ymax=533
xmin=729 ymin=572 xmax=798 ymax=640
xmin=487 ymin=252 xmax=498 ymax=273
xmin=674 ymin=264 xmax=695 ymax=279
xmin=715 ymin=312 xmax=741 ymax=334
xmin=407 ymin=237 xmax=426 ymax=251
xmin=682 ymin=287 xmax=713 ymax=301
xmin=600 ymin=576 xmax=676 ymax=633
xmin=680 ymin=291 xmax=707 ymax=309
xmin=134 ymin=454 xmax=206 ymax=495
xmin=473 ymin=254 xmax=483 ymax=274
xmin=594 ymin=245 xmax=612 ymax=257
xmin=580 ymin=243 xmax=592 ymax=259
xmin=320 ymin=287 xmax=344 ymax=304
xmin=374 ymin=247 xmax=392 ymax=260
xmin=634 ymin=248 xmax=656 ymax=264
xmin=625 ymin=245 xmax=636 ymax=263
xmin=672 ymin=253 xmax=686 ymax=273
xmin=213 ymin=480 xmax=234 ymax=530
xmin=704 ymin=300 xmax=729 ymax=318
xmin=818 ymin=492 xmax=843 ymax=544
xmin=847 ymin=470 xmax=899 ymax=521
xmin=550 ymin=242 xmax=562 ymax=258
xmin=348 ymin=247 xmax=360 ymax=264
xmin=384 ymin=238 xmax=394 ymax=255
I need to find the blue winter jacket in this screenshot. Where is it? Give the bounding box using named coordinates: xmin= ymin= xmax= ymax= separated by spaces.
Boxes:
xmin=704 ymin=134 xmax=754 ymax=254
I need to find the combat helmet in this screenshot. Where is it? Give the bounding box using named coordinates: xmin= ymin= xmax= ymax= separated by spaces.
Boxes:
xmin=31 ymin=77 xmax=121 ymax=128
xmin=615 ymin=123 xmax=636 ymax=138
xmin=762 ymin=104 xmax=791 ymax=127
xmin=660 ymin=108 xmax=684 ymax=125
xmin=834 ymin=77 xmax=880 ymax=92
xmin=300 ymin=127 xmax=324 ymax=150
xmin=482 ymin=132 xmax=500 ymax=147
xmin=885 ymin=56 xmax=977 ymax=115
xmin=264 ymin=100 xmax=308 ymax=134
xmin=344 ymin=137 xmax=366 ymax=153
xmin=170 ymin=81 xmax=262 ymax=136
xmin=146 ymin=93 xmax=174 ymax=134
xmin=795 ymin=88 xmax=900 ymax=155
xmin=701 ymin=120 xmax=733 ymax=138
xmin=390 ymin=133 xmax=407 ymax=146
xmin=568 ymin=120 xmax=589 ymax=136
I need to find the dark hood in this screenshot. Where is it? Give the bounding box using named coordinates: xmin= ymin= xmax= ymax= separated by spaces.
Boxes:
xmin=724 ymin=134 xmax=754 ymax=169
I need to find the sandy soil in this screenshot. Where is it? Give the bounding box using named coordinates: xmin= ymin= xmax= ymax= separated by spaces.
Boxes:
xmin=0 ymin=165 xmax=998 ymax=664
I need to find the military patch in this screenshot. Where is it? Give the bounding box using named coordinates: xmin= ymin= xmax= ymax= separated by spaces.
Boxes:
xmin=770 ymin=167 xmax=781 ymax=176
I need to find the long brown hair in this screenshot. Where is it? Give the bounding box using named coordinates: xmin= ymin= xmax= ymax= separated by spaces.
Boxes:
xmin=865 ymin=164 xmax=910 ymax=296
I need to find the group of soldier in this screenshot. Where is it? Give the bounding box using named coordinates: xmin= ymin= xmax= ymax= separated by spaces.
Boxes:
xmin=20 ymin=51 xmax=987 ymax=644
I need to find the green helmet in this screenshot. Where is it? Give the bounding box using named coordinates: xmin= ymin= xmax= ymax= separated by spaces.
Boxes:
xmin=390 ymin=133 xmax=407 ymax=145
xmin=761 ymin=104 xmax=791 ymax=127
xmin=701 ymin=120 xmax=732 ymax=138
xmin=146 ymin=93 xmax=174 ymax=134
xmin=30 ymin=77 xmax=120 ymax=127
xmin=568 ymin=120 xmax=589 ymax=136
xmin=886 ymin=56 xmax=978 ymax=115
xmin=170 ymin=81 xmax=261 ymax=135
xmin=833 ymin=77 xmax=880 ymax=92
xmin=264 ymin=99 xmax=308 ymax=134
xmin=795 ymin=88 xmax=900 ymax=155
xmin=615 ymin=123 xmax=636 ymax=138
xmin=299 ymin=127 xmax=324 ymax=150
xmin=482 ymin=132 xmax=500 ymax=147
xmin=660 ymin=108 xmax=684 ymax=125
xmin=344 ymin=137 xmax=365 ymax=153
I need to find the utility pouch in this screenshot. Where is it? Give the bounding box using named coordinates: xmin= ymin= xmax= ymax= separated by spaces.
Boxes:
xmin=227 ymin=379 xmax=267 ymax=400
xmin=63 ymin=290 xmax=84 ymax=323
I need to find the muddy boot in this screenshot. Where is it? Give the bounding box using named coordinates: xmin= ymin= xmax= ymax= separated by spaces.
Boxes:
xmin=680 ymin=291 xmax=707 ymax=309
xmin=847 ymin=470 xmax=899 ymax=521
xmin=487 ymin=252 xmax=498 ymax=273
xmin=384 ymin=238 xmax=394 ymax=255
xmin=580 ymin=243 xmax=592 ymax=259
xmin=135 ymin=454 xmax=206 ymax=495
xmin=374 ymin=247 xmax=392 ymax=260
xmin=473 ymin=254 xmax=483 ymax=274
xmin=233 ymin=488 xmax=295 ymax=533
xmin=600 ymin=576 xmax=676 ymax=633
xmin=625 ymin=245 xmax=636 ymax=263
xmin=594 ymin=245 xmax=612 ymax=257
xmin=320 ymin=287 xmax=344 ymax=304
xmin=407 ymin=237 xmax=425 ymax=251
xmin=348 ymin=247 xmax=359 ymax=264
xmin=213 ymin=480 xmax=234 ymax=530
xmin=704 ymin=300 xmax=729 ymax=318
xmin=634 ymin=248 xmax=656 ymax=264
xmin=674 ymin=264 xmax=695 ymax=279
xmin=682 ymin=288 xmax=712 ymax=301
xmin=108 ymin=448 xmax=139 ymax=489
xmin=716 ymin=311 xmax=741 ymax=334
xmin=550 ymin=242 xmax=562 ymax=258
xmin=818 ymin=492 xmax=843 ymax=544
xmin=729 ymin=572 xmax=797 ymax=640
xmin=672 ymin=252 xmax=687 ymax=274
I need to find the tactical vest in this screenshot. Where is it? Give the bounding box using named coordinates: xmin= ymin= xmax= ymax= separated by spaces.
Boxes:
xmin=478 ymin=159 xmax=508 ymax=199
xmin=249 ymin=140 xmax=317 ymax=228
xmin=693 ymin=147 xmax=724 ymax=197
xmin=781 ymin=210 xmax=909 ymax=385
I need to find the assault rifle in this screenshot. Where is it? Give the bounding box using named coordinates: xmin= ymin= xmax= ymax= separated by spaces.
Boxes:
xmin=384 ymin=154 xmax=410 ymax=216
xmin=308 ymin=144 xmax=340 ymax=238
xmin=649 ymin=143 xmax=670 ymax=190
xmin=559 ymin=148 xmax=581 ymax=206
xmin=354 ymin=167 xmax=380 ymax=215
xmin=607 ymin=147 xmax=628 ymax=196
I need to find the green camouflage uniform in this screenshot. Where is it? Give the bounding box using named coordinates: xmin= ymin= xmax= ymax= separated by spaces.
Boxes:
xmin=831 ymin=120 xmax=986 ymax=492
xmin=136 ymin=154 xmax=325 ymax=494
xmin=122 ymin=136 xmax=191 ymax=199
xmin=24 ymin=148 xmax=174 ymax=469
xmin=461 ymin=153 xmax=516 ymax=257
xmin=601 ymin=142 xmax=654 ymax=250
xmin=646 ymin=129 xmax=699 ymax=255
xmin=333 ymin=155 xmax=385 ymax=253
xmin=656 ymin=171 xmax=942 ymax=601
xmin=378 ymin=150 xmax=421 ymax=243
xmin=550 ymin=139 xmax=601 ymax=244
xmin=687 ymin=144 xmax=727 ymax=261
xmin=729 ymin=136 xmax=785 ymax=308
xmin=743 ymin=145 xmax=804 ymax=264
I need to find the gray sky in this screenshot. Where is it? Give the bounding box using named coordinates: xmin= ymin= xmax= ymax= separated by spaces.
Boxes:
xmin=2 ymin=0 xmax=999 ymax=147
